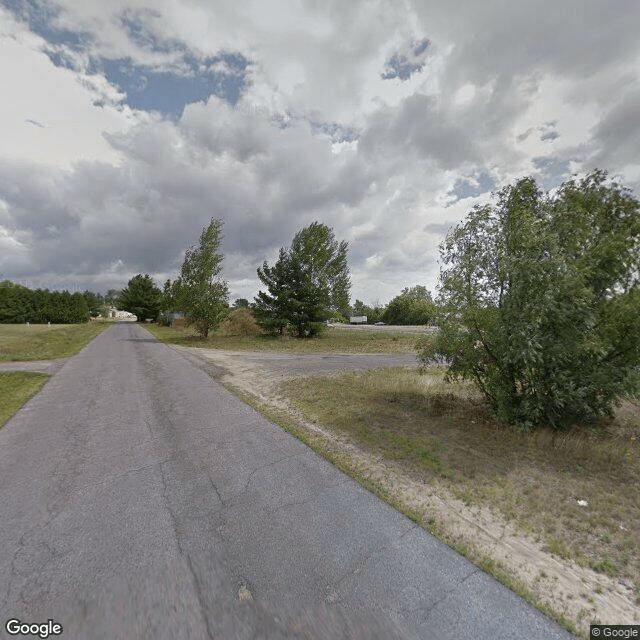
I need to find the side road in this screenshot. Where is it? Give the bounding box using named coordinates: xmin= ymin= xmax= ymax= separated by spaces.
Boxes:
xmin=0 ymin=322 xmax=575 ymax=639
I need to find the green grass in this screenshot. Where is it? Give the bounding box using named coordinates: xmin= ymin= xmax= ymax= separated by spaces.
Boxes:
xmin=0 ymin=322 xmax=110 ymax=362
xmin=0 ymin=372 xmax=49 ymax=426
xmin=146 ymin=323 xmax=422 ymax=354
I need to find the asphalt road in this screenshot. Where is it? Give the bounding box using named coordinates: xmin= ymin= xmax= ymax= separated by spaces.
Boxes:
xmin=0 ymin=323 xmax=575 ymax=639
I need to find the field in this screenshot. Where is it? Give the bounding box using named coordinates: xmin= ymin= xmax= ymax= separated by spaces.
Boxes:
xmin=0 ymin=371 xmax=49 ymax=426
xmin=146 ymin=323 xmax=419 ymax=353
xmin=0 ymin=322 xmax=110 ymax=362
xmin=149 ymin=322 xmax=640 ymax=637
xmin=0 ymin=322 xmax=111 ymax=427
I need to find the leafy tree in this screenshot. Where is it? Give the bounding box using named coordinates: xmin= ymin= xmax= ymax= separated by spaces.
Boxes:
xmin=168 ymin=218 xmax=229 ymax=337
xmin=419 ymin=170 xmax=640 ymax=431
xmin=118 ymin=275 xmax=162 ymax=322
xmin=104 ymin=289 xmax=121 ymax=307
xmin=383 ymin=285 xmax=436 ymax=325
xmin=82 ymin=290 xmax=105 ymax=318
xmin=254 ymin=222 xmax=350 ymax=337
xmin=0 ymin=280 xmax=33 ymax=323
xmin=68 ymin=292 xmax=90 ymax=323
xmin=351 ymin=299 xmax=386 ymax=323
xmin=233 ymin=298 xmax=250 ymax=309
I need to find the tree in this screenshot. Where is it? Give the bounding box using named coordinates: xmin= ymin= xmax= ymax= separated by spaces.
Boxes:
xmin=233 ymin=298 xmax=250 ymax=309
xmin=382 ymin=285 xmax=436 ymax=325
xmin=352 ymin=299 xmax=386 ymax=324
xmin=419 ymin=170 xmax=640 ymax=431
xmin=254 ymin=222 xmax=350 ymax=337
xmin=169 ymin=218 xmax=229 ymax=337
xmin=0 ymin=281 xmax=33 ymax=323
xmin=118 ymin=275 xmax=162 ymax=322
xmin=104 ymin=289 xmax=121 ymax=307
xmin=82 ymin=290 xmax=105 ymax=318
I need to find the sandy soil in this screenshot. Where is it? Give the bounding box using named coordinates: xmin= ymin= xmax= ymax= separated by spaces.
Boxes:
xmin=177 ymin=346 xmax=639 ymax=637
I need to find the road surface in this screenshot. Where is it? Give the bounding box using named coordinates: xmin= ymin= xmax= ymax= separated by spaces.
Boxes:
xmin=0 ymin=322 xmax=575 ymax=639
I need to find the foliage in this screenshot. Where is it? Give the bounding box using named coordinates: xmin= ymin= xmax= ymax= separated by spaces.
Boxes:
xmin=82 ymin=290 xmax=105 ymax=318
xmin=0 ymin=281 xmax=33 ymax=323
xmin=233 ymin=298 xmax=250 ymax=309
xmin=217 ymin=308 xmax=263 ymax=337
xmin=351 ymin=299 xmax=387 ymax=324
xmin=254 ymin=222 xmax=350 ymax=338
xmin=166 ymin=218 xmax=229 ymax=338
xmin=419 ymin=170 xmax=640 ymax=431
xmin=0 ymin=280 xmax=89 ymax=323
xmin=382 ymin=285 xmax=437 ymax=325
xmin=118 ymin=274 xmax=163 ymax=322
xmin=104 ymin=289 xmax=121 ymax=307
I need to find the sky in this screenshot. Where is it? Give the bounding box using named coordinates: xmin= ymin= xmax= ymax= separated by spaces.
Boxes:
xmin=1 ymin=0 xmax=639 ymax=306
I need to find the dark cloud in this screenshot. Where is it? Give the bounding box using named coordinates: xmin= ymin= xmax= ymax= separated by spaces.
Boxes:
xmin=359 ymin=94 xmax=478 ymax=169
xmin=426 ymin=1 xmax=640 ymax=88
xmin=591 ymin=89 xmax=640 ymax=169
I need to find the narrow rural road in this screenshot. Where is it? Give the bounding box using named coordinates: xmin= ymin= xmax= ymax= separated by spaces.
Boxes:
xmin=0 ymin=323 xmax=575 ymax=639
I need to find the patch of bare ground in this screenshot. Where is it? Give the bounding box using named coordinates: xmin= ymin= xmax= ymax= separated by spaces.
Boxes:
xmin=175 ymin=345 xmax=640 ymax=638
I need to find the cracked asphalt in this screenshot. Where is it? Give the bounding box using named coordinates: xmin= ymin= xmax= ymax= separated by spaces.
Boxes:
xmin=0 ymin=322 xmax=575 ymax=639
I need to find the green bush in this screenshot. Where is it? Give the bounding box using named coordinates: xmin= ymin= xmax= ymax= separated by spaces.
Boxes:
xmin=419 ymin=171 xmax=640 ymax=431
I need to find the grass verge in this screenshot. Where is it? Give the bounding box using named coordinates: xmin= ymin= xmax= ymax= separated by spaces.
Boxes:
xmin=281 ymin=367 xmax=640 ymax=589
xmin=0 ymin=322 xmax=110 ymax=361
xmin=146 ymin=323 xmax=421 ymax=354
xmin=0 ymin=372 xmax=49 ymax=427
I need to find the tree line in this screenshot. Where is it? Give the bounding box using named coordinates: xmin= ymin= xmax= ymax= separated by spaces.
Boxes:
xmin=0 ymin=282 xmax=115 ymax=324
xmin=116 ymin=219 xmax=440 ymax=338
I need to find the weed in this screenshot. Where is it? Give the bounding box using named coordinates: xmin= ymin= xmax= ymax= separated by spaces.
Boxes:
xmin=544 ymin=537 xmax=573 ymax=560
xmin=590 ymin=555 xmax=619 ymax=576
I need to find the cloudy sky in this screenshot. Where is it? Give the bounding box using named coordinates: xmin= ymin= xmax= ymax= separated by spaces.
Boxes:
xmin=1 ymin=0 xmax=639 ymax=305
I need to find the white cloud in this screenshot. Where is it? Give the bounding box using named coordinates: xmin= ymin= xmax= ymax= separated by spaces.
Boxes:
xmin=0 ymin=0 xmax=639 ymax=305
xmin=0 ymin=7 xmax=136 ymax=169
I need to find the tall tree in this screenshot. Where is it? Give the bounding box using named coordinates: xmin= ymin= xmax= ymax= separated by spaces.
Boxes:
xmin=0 ymin=281 xmax=33 ymax=323
xmin=169 ymin=218 xmax=229 ymax=337
xmin=254 ymin=222 xmax=350 ymax=337
xmin=419 ymin=170 xmax=640 ymax=431
xmin=82 ymin=290 xmax=104 ymax=318
xmin=118 ymin=275 xmax=162 ymax=322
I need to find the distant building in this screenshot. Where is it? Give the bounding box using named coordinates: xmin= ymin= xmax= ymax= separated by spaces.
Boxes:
xmin=349 ymin=316 xmax=367 ymax=324
xmin=108 ymin=307 xmax=137 ymax=321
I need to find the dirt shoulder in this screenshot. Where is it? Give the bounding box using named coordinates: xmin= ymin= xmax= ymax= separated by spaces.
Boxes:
xmin=174 ymin=345 xmax=639 ymax=638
